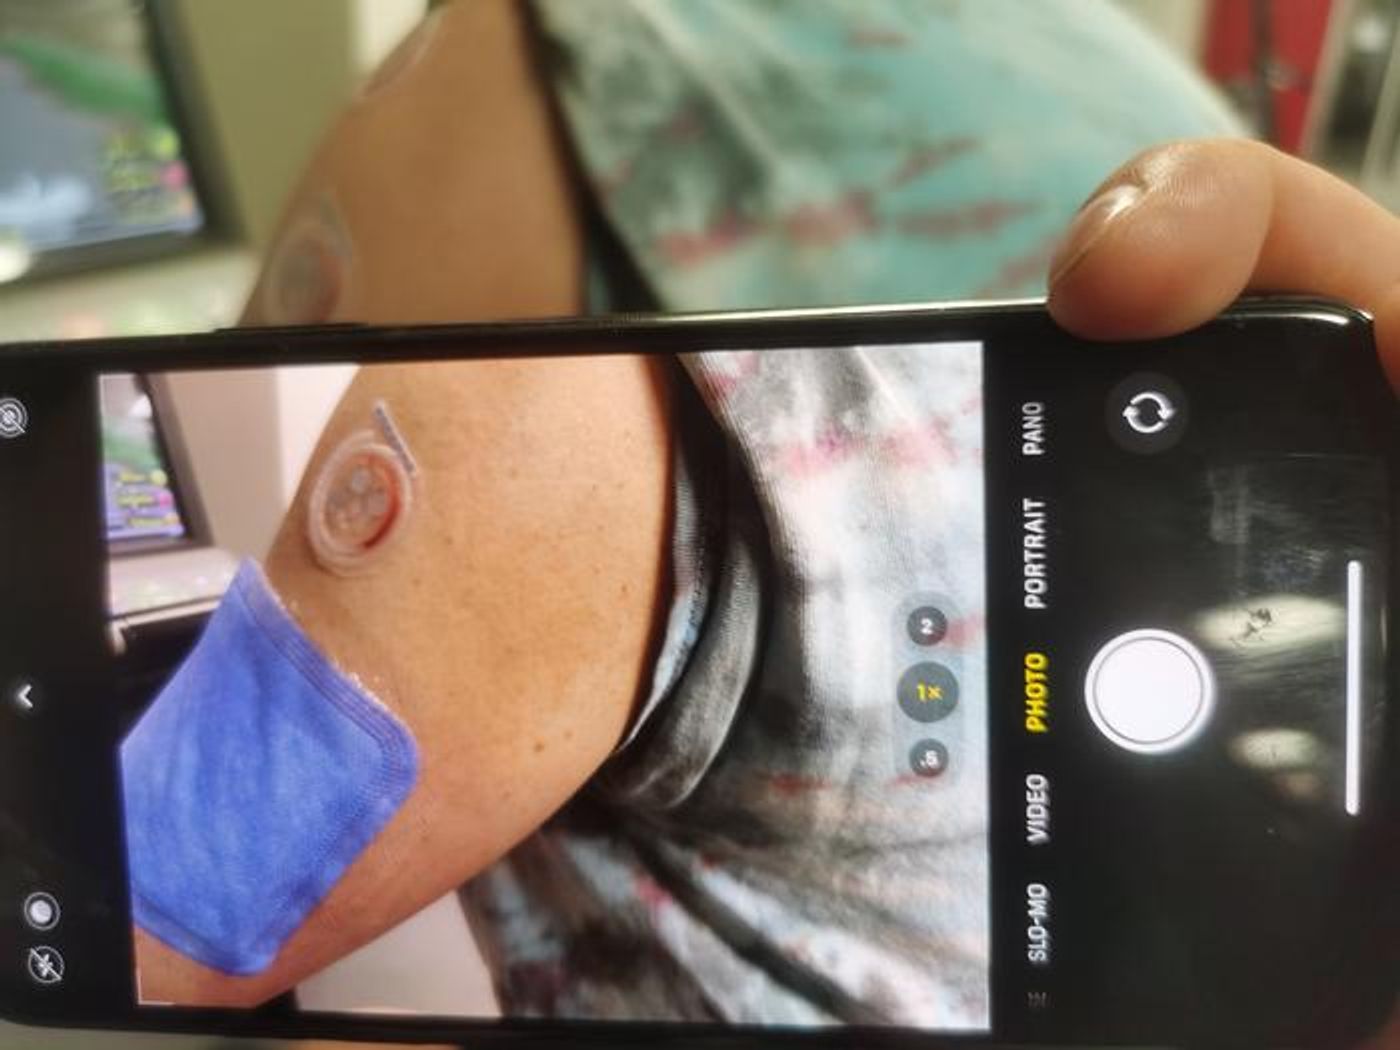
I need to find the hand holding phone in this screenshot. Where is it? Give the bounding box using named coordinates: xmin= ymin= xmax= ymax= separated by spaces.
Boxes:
xmin=2 ymin=138 xmax=1399 ymax=1049
xmin=1047 ymin=139 xmax=1400 ymax=376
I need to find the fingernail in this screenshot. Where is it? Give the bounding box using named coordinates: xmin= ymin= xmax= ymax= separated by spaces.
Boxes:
xmin=1047 ymin=182 xmax=1144 ymax=290
xmin=257 ymin=197 xmax=353 ymax=325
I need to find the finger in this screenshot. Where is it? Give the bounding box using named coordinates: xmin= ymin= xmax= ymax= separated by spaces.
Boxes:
xmin=1046 ymin=139 xmax=1400 ymax=386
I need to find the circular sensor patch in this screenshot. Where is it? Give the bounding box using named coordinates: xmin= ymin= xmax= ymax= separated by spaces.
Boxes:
xmin=308 ymin=434 xmax=413 ymax=574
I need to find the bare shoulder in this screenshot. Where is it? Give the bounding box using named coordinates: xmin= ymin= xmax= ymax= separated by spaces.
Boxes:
xmin=248 ymin=0 xmax=586 ymax=326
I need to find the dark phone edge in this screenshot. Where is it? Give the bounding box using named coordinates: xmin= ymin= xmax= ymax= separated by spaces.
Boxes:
xmin=0 ymin=294 xmax=1372 ymax=369
xmin=0 ymin=295 xmax=1392 ymax=1049
xmin=0 ymin=1010 xmax=1029 ymax=1050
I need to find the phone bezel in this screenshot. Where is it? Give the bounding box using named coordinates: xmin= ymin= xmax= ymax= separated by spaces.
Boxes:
xmin=0 ymin=296 xmax=1393 ymax=1048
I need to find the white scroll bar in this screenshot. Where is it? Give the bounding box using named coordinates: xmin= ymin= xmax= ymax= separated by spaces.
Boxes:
xmin=1345 ymin=560 xmax=1363 ymax=816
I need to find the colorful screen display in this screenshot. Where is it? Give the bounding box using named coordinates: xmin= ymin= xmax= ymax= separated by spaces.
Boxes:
xmin=101 ymin=372 xmax=186 ymax=545
xmin=0 ymin=0 xmax=202 ymax=274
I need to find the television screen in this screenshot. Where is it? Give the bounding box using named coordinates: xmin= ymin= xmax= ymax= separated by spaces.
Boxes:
xmin=101 ymin=372 xmax=189 ymax=547
xmin=0 ymin=0 xmax=204 ymax=278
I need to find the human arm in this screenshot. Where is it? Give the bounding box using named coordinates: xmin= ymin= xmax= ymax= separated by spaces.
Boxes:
xmin=131 ymin=0 xmax=674 ymax=1007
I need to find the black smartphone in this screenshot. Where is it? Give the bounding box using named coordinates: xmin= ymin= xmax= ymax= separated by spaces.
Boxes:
xmin=0 ymin=299 xmax=1393 ymax=1048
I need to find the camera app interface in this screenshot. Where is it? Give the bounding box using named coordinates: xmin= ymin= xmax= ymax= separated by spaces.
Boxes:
xmin=984 ymin=340 xmax=1392 ymax=1044
xmin=5 ymin=317 xmax=1388 ymax=1045
xmin=103 ymin=344 xmax=992 ymax=1028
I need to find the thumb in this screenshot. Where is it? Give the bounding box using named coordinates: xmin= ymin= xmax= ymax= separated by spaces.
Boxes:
xmin=1047 ymin=139 xmax=1400 ymax=390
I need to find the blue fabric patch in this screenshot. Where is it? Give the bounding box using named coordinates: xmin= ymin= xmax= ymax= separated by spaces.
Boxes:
xmin=121 ymin=561 xmax=419 ymax=976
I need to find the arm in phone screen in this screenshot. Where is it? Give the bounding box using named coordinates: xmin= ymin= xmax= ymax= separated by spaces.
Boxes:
xmin=133 ymin=354 xmax=675 ymax=1008
xmin=132 ymin=0 xmax=677 ymax=1007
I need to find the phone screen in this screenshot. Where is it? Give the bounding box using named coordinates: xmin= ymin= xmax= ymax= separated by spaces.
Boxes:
xmin=0 ymin=303 xmax=1394 ymax=1047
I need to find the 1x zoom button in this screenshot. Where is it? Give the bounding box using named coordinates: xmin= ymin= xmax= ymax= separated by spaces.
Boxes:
xmin=898 ymin=662 xmax=958 ymax=723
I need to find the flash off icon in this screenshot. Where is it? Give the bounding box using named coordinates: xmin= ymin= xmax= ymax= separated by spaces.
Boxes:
xmin=0 ymin=397 xmax=27 ymax=439
xmin=26 ymin=945 xmax=63 ymax=985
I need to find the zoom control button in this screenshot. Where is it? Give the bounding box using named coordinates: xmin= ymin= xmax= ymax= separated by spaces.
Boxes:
xmin=908 ymin=739 xmax=950 ymax=778
xmin=906 ymin=606 xmax=948 ymax=646
xmin=898 ymin=662 xmax=959 ymax=723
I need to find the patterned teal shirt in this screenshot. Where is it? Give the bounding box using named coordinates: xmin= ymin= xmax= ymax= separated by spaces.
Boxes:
xmin=534 ymin=0 xmax=1241 ymax=310
xmin=459 ymin=0 xmax=1245 ymax=1025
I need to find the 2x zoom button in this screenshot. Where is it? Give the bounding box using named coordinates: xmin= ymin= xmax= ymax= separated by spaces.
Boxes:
xmin=906 ymin=605 xmax=948 ymax=646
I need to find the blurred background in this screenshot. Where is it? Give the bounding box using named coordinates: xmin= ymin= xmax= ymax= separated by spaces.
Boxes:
xmin=0 ymin=0 xmax=1397 ymax=1046
xmin=11 ymin=0 xmax=1400 ymax=340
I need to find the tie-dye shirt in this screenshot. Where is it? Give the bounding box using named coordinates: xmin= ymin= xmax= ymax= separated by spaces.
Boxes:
xmin=460 ymin=0 xmax=1242 ymax=1025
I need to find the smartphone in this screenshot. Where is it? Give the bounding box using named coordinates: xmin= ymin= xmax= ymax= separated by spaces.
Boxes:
xmin=0 ymin=299 xmax=1393 ymax=1047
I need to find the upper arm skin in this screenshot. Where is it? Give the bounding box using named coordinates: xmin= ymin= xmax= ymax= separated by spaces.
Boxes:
xmin=133 ymin=0 xmax=675 ymax=1006
xmin=137 ymin=351 xmax=674 ymax=1009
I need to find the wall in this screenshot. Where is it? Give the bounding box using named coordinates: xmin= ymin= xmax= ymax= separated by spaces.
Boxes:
xmin=160 ymin=363 xmax=355 ymax=560
xmin=170 ymin=0 xmax=426 ymax=247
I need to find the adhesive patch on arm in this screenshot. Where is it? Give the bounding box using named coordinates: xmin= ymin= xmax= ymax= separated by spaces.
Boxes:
xmin=308 ymin=400 xmax=419 ymax=576
xmin=120 ymin=561 xmax=419 ymax=976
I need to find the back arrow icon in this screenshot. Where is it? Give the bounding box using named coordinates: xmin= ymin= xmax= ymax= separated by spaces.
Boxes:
xmin=14 ymin=683 xmax=33 ymax=711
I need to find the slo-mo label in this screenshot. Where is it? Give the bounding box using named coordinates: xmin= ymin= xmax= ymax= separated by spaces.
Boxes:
xmin=1024 ymin=651 xmax=1049 ymax=733
xmin=1026 ymin=882 xmax=1051 ymax=966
